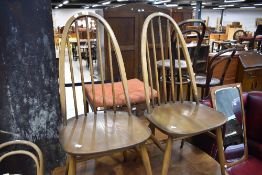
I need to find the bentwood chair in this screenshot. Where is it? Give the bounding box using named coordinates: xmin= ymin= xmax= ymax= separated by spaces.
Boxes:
xmin=0 ymin=140 xmax=43 ymax=175
xmin=59 ymin=12 xmax=152 ymax=175
xmin=141 ymin=12 xmax=227 ymax=175
xmin=178 ymin=19 xmax=206 ymax=73
xmin=195 ymin=48 xmax=237 ymax=99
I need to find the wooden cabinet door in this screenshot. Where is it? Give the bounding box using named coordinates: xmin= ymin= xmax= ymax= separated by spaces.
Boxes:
xmin=104 ymin=3 xmax=170 ymax=79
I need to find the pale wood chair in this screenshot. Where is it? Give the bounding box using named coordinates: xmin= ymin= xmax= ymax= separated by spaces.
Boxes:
xmin=141 ymin=12 xmax=228 ymax=175
xmin=0 ymin=140 xmax=43 ymax=175
xmin=59 ymin=12 xmax=152 ymax=175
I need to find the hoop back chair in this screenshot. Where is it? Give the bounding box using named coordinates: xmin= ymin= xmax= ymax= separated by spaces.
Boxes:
xmin=0 ymin=140 xmax=43 ymax=175
xmin=59 ymin=12 xmax=152 ymax=175
xmin=196 ymin=48 xmax=237 ymax=98
xmin=178 ymin=19 xmax=206 ymax=73
xmin=141 ymin=12 xmax=227 ymax=175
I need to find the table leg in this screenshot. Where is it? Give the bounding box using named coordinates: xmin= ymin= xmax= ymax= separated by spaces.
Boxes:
xmin=216 ymin=127 xmax=226 ymax=175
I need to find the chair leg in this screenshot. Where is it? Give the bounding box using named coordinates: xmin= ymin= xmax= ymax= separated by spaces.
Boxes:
xmin=65 ymin=155 xmax=69 ymax=175
xmin=140 ymin=144 xmax=153 ymax=175
xmin=201 ymin=87 xmax=204 ymax=99
xmin=216 ymin=127 xmax=226 ymax=175
xmin=123 ymin=150 xmax=128 ymax=162
xmin=150 ymin=134 xmax=165 ymax=152
xmin=180 ymin=139 xmax=184 ymax=149
xmin=68 ymin=155 xmax=76 ymax=175
xmin=161 ymin=137 xmax=173 ymax=175
xmin=149 ymin=123 xmax=155 ymax=135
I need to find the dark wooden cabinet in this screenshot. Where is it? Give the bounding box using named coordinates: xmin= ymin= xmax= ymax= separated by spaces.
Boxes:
xmin=170 ymin=9 xmax=192 ymax=23
xmin=104 ymin=4 xmax=192 ymax=79
xmin=237 ymin=51 xmax=262 ymax=91
xmin=104 ymin=3 xmax=169 ymax=79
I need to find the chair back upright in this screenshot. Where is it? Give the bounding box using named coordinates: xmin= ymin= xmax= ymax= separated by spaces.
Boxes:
xmin=204 ymin=48 xmax=237 ymax=97
xmin=59 ymin=12 xmax=131 ymax=125
xmin=0 ymin=140 xmax=43 ymax=175
xmin=141 ymin=12 xmax=199 ymax=113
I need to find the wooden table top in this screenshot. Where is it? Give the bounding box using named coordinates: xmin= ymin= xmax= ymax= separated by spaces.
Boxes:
xmin=239 ymin=51 xmax=262 ymax=70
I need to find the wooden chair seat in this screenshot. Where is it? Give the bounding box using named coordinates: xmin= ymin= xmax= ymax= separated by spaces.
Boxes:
xmin=146 ymin=102 xmax=226 ymax=137
xmin=59 ymin=111 xmax=151 ymax=155
xmin=85 ymin=78 xmax=158 ymax=107
xmin=195 ymin=75 xmax=220 ymax=87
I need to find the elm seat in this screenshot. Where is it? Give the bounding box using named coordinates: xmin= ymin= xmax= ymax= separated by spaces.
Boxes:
xmin=146 ymin=102 xmax=227 ymax=137
xmin=85 ymin=78 xmax=158 ymax=107
xmin=59 ymin=111 xmax=151 ymax=155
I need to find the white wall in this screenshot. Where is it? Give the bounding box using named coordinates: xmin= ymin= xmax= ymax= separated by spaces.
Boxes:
xmin=201 ymin=8 xmax=262 ymax=32
xmin=52 ymin=8 xmax=102 ymax=28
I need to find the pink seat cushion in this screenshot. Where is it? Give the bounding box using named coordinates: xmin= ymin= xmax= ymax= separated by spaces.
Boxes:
xmin=85 ymin=78 xmax=157 ymax=107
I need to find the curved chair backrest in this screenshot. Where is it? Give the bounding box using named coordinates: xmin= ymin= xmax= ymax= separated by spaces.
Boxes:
xmin=233 ymin=29 xmax=246 ymax=41
xmin=141 ymin=12 xmax=199 ymax=112
xmin=0 ymin=140 xmax=43 ymax=175
xmin=204 ymin=48 xmax=237 ymax=97
xmin=178 ymin=19 xmax=206 ymax=72
xmin=59 ymin=12 xmax=131 ymax=124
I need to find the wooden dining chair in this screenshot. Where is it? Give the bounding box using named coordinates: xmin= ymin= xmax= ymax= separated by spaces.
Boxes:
xmin=178 ymin=19 xmax=206 ymax=73
xmin=141 ymin=12 xmax=227 ymax=175
xmin=0 ymin=140 xmax=43 ymax=175
xmin=195 ymin=48 xmax=237 ymax=99
xmin=59 ymin=12 xmax=152 ymax=175
xmin=66 ymin=15 xmax=157 ymax=113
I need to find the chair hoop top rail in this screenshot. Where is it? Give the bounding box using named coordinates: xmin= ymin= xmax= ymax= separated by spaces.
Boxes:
xmin=59 ymin=12 xmax=131 ymax=124
xmin=0 ymin=140 xmax=43 ymax=175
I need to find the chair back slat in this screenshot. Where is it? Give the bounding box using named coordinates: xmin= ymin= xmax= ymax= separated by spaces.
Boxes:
xmin=96 ymin=19 xmax=107 ymax=110
xmin=158 ymin=17 xmax=167 ymax=103
xmin=59 ymin=12 xmax=132 ymax=120
xmin=146 ymin=41 xmax=155 ymax=106
xmin=150 ymin=21 xmax=161 ymax=105
xmin=176 ymin=33 xmax=184 ymax=102
xmin=166 ymin=20 xmax=175 ymax=102
xmin=141 ymin=12 xmax=199 ymax=112
xmin=67 ymin=40 xmax=79 ymax=117
xmin=85 ymin=17 xmax=97 ymax=114
xmin=75 ymin=21 xmax=88 ymax=115
xmin=107 ymin=34 xmax=116 ymax=112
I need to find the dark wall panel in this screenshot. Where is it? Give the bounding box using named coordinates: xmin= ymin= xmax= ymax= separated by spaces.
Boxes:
xmin=0 ymin=0 xmax=65 ymax=174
